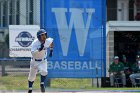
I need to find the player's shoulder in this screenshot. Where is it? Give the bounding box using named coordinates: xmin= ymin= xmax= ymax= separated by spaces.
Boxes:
xmin=44 ymin=37 xmax=53 ymax=47
xmin=46 ymin=37 xmax=53 ymax=42
xmin=32 ymin=39 xmax=40 ymax=45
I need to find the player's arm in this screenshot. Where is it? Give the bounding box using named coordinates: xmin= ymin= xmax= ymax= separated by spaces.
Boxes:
xmin=45 ymin=37 xmax=54 ymax=57
xmin=31 ymin=42 xmax=44 ymax=56
xmin=49 ymin=42 xmax=53 ymax=49
xmin=49 ymin=42 xmax=53 ymax=57
xmin=44 ymin=37 xmax=53 ymax=57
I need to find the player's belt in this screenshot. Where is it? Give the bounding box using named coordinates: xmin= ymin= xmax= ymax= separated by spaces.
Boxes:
xmin=32 ymin=58 xmax=46 ymax=61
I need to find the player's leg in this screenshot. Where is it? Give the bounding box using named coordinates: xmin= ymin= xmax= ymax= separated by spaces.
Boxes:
xmin=120 ymin=73 xmax=126 ymax=87
xmin=130 ymin=73 xmax=140 ymax=87
xmin=38 ymin=60 xmax=48 ymax=93
xmin=110 ymin=73 xmax=114 ymax=87
xmin=130 ymin=73 xmax=137 ymax=86
xmin=28 ymin=65 xmax=38 ymax=93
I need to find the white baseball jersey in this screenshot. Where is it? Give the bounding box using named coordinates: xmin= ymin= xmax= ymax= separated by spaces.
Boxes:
xmin=31 ymin=37 xmax=53 ymax=59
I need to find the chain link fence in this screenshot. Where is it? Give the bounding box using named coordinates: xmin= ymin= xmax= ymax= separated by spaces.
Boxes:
xmin=0 ymin=58 xmax=95 ymax=90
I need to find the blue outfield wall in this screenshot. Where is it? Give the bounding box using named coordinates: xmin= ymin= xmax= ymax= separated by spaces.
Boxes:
xmin=40 ymin=0 xmax=106 ymax=78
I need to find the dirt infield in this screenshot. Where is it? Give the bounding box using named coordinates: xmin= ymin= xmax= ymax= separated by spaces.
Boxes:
xmin=0 ymin=92 xmax=137 ymax=93
xmin=0 ymin=90 xmax=140 ymax=93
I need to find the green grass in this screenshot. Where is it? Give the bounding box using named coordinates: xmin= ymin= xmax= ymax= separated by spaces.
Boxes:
xmin=1 ymin=75 xmax=140 ymax=91
xmin=51 ymin=78 xmax=93 ymax=89
xmin=51 ymin=78 xmax=140 ymax=90
xmin=0 ymin=75 xmax=40 ymax=90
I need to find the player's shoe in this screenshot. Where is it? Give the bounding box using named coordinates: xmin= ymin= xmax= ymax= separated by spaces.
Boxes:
xmin=28 ymin=90 xmax=32 ymax=93
xmin=40 ymin=84 xmax=45 ymax=93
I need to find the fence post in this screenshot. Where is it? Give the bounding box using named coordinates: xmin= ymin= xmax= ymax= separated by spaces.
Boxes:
xmin=92 ymin=78 xmax=94 ymax=87
xmin=1 ymin=61 xmax=6 ymax=76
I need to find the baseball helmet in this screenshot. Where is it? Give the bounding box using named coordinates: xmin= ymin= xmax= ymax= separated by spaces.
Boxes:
xmin=37 ymin=29 xmax=47 ymax=39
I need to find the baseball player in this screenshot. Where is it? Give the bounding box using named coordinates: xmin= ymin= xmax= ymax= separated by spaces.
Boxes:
xmin=28 ymin=29 xmax=53 ymax=93
xmin=130 ymin=55 xmax=140 ymax=87
xmin=109 ymin=56 xmax=126 ymax=87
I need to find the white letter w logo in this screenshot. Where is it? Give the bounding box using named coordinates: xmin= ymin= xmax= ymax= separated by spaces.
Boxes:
xmin=52 ymin=8 xmax=95 ymax=56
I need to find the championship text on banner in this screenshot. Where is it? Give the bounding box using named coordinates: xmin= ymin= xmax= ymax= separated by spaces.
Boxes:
xmin=41 ymin=0 xmax=106 ymax=78
xmin=9 ymin=25 xmax=40 ymax=57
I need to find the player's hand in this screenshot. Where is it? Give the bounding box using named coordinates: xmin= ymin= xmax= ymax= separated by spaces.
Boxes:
xmin=39 ymin=43 xmax=44 ymax=51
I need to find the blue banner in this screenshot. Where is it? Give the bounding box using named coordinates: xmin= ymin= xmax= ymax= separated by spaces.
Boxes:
xmin=41 ymin=0 xmax=106 ymax=78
